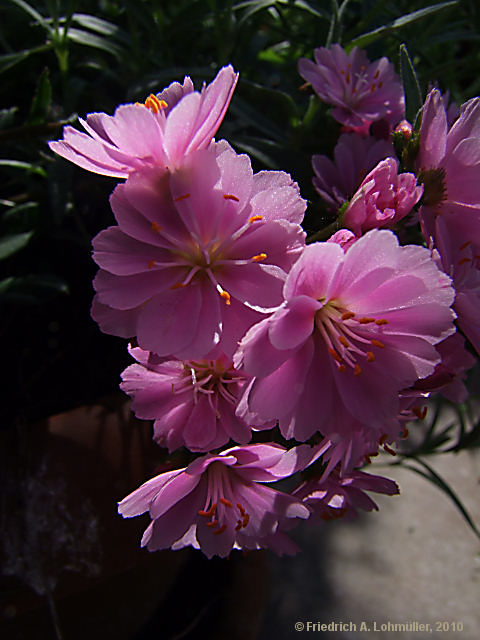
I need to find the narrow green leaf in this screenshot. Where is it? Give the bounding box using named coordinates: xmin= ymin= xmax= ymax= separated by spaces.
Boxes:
xmin=0 ymin=273 xmax=69 ymax=304
xmin=348 ymin=2 xmax=458 ymax=49
xmin=0 ymin=231 xmax=34 ymax=260
xmin=0 ymin=277 xmax=15 ymax=295
xmin=399 ymin=44 xmax=423 ymax=125
xmin=71 ymin=13 xmax=130 ymax=44
xmin=8 ymin=0 xmax=52 ymax=33
xmin=65 ymin=28 xmax=124 ymax=58
xmin=402 ymin=457 xmax=480 ymax=540
xmin=0 ymin=160 xmax=47 ymax=177
xmin=27 ymin=68 xmax=52 ymax=125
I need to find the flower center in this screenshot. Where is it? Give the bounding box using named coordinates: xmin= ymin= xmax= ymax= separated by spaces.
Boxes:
xmin=417 ymin=167 xmax=447 ymax=207
xmin=197 ymin=463 xmax=250 ymax=535
xmin=136 ymin=93 xmax=168 ymax=114
xmin=182 ymin=359 xmax=244 ymax=416
xmin=314 ymin=300 xmax=389 ymax=375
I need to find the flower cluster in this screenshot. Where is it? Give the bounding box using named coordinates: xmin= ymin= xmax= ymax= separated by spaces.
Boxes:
xmin=49 ymin=45 xmax=478 ymax=559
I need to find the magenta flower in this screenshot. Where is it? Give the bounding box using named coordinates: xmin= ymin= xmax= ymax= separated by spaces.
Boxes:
xmin=298 ymin=44 xmax=404 ymax=130
xmin=293 ymin=468 xmax=399 ymax=521
xmin=342 ymin=158 xmax=423 ymax=236
xmin=49 ymin=66 xmax=238 ymax=177
xmin=118 ymin=444 xmax=310 ymax=558
xmin=235 ymin=229 xmax=456 ymax=442
xmin=312 ymin=132 xmax=395 ymax=210
xmin=91 ymin=142 xmax=306 ymax=359
xmin=121 ymin=346 xmax=266 ymax=452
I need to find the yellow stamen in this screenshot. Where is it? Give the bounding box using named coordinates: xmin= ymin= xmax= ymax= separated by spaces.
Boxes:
xmin=338 ymin=335 xmax=349 ymax=348
xmin=366 ymin=351 xmax=375 ymax=362
xmin=220 ymin=290 xmax=231 ymax=305
xmin=220 ymin=498 xmax=233 ymax=508
xmin=223 ymin=193 xmax=239 ymax=202
xmin=371 ymin=339 xmax=385 ymax=348
xmin=358 ymin=317 xmax=375 ymax=324
xmin=375 ymin=318 xmax=388 ymax=326
xmin=251 ymin=253 xmax=267 ymax=262
xmin=341 ymin=311 xmax=355 ymax=320
xmin=248 ymin=215 xmax=263 ymax=223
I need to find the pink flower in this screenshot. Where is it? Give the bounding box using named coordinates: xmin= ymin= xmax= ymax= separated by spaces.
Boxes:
xmin=298 ymin=44 xmax=404 ymax=130
xmin=118 ymin=444 xmax=310 ymax=558
xmin=121 ymin=346 xmax=264 ymax=452
xmin=342 ymin=158 xmax=423 ymax=236
xmin=48 ymin=66 xmax=238 ymax=177
xmin=91 ymin=142 xmax=306 ymax=359
xmin=293 ymin=468 xmax=399 ymax=521
xmin=312 ymin=132 xmax=395 ymax=210
xmin=417 ymin=90 xmax=480 ymax=251
xmin=413 ymin=332 xmax=475 ymax=403
xmin=235 ymin=229 xmax=455 ymax=442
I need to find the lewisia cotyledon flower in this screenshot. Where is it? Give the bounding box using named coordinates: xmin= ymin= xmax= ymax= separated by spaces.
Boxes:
xmin=293 ymin=468 xmax=399 ymax=521
xmin=342 ymin=158 xmax=423 ymax=237
xmin=118 ymin=444 xmax=311 ymax=558
xmin=312 ymin=132 xmax=395 ymax=210
xmin=91 ymin=142 xmax=306 ymax=359
xmin=49 ymin=65 xmax=238 ymax=177
xmin=121 ymin=346 xmax=265 ymax=452
xmin=235 ymin=229 xmax=456 ymax=442
xmin=298 ymin=44 xmax=404 ymax=130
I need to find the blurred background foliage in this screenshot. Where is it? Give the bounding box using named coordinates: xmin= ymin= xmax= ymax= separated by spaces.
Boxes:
xmin=2 ymin=0 xmax=480 ymax=426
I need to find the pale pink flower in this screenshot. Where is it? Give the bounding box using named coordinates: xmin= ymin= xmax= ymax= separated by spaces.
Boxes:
xmin=121 ymin=346 xmax=263 ymax=452
xmin=327 ymin=229 xmax=356 ymax=251
xmin=293 ymin=468 xmax=399 ymax=521
xmin=342 ymin=158 xmax=423 ymax=236
xmin=235 ymin=229 xmax=455 ymax=442
xmin=48 ymin=66 xmax=238 ymax=177
xmin=312 ymin=133 xmax=395 ymax=210
xmin=91 ymin=142 xmax=306 ymax=359
xmin=118 ymin=444 xmax=310 ymax=558
xmin=298 ymin=44 xmax=404 ymax=130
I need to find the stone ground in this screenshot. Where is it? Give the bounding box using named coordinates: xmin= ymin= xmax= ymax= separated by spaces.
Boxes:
xmin=260 ymin=450 xmax=480 ymax=640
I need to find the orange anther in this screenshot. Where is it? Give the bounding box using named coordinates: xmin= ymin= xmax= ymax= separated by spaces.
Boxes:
xmin=328 ymin=348 xmax=342 ymax=363
xmin=458 ymin=257 xmax=472 ymax=265
xmin=174 ymin=193 xmax=190 ymax=202
xmin=378 ymin=81 xmax=383 ymax=88
xmin=338 ymin=335 xmax=349 ymax=347
xmin=373 ymin=69 xmax=380 ymax=79
xmin=148 ymin=259 xmax=155 ymax=269
xmin=341 ymin=311 xmax=355 ymax=320
xmin=379 ymin=434 xmax=388 ymax=445
xmin=171 ymin=282 xmax=186 ymax=289
xmin=375 ymin=318 xmax=389 ymax=325
xmin=223 ymin=193 xmax=239 ymax=202
xmin=358 ymin=317 xmax=375 ymax=324
xmin=383 ymin=444 xmax=397 ymax=456
xmin=220 ymin=498 xmax=233 ymax=508
xmin=206 ymin=519 xmax=219 ymax=528
xmin=353 ymin=364 xmax=362 ymax=376
xmin=242 ymin=513 xmax=250 ymax=527
xmin=370 ymin=83 xmax=376 ymax=92
xmin=412 ymin=406 xmax=427 ymax=420
xmin=213 ymin=524 xmax=228 ymax=535
xmin=338 ymin=364 xmax=346 ymax=373
xmin=251 ymin=253 xmax=267 ymax=262
xmin=237 ymin=503 xmax=245 ymax=515
xmin=460 ymin=240 xmax=472 ymax=250
xmin=371 ymin=339 xmax=385 ymax=348
xmin=235 ymin=520 xmax=242 ymax=531
xmin=248 ymin=215 xmax=263 ymax=223
xmin=366 ymin=351 xmax=375 ymax=362
xmin=220 ymin=290 xmax=231 ymax=305
xmin=151 ymin=221 xmax=162 ymax=233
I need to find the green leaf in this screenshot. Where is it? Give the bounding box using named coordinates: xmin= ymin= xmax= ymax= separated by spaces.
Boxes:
xmin=0 ymin=107 xmax=18 ymax=130
xmin=399 ymin=44 xmax=423 ymax=126
xmin=348 ymin=2 xmax=458 ymax=49
xmin=8 ymin=0 xmax=52 ymax=33
xmin=65 ymin=28 xmax=125 ymax=59
xmin=401 ymin=457 xmax=480 ymax=540
xmin=0 ymin=273 xmax=69 ymax=304
xmin=0 ymin=231 xmax=34 ymax=260
xmin=27 ymin=68 xmax=52 ymax=125
xmin=0 ymin=160 xmax=47 ymax=177
xmin=71 ymin=13 xmax=130 ymax=44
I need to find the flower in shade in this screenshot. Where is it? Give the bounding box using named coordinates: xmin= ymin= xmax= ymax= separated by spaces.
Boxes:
xmin=121 ymin=346 xmax=265 ymax=452
xmin=118 ymin=444 xmax=311 ymax=558
xmin=342 ymin=158 xmax=423 ymax=237
xmin=298 ymin=44 xmax=404 ymax=130
xmin=235 ymin=229 xmax=456 ymax=442
xmin=91 ymin=142 xmax=306 ymax=359
xmin=293 ymin=468 xmax=399 ymax=521
xmin=417 ymin=90 xmax=480 ymax=252
xmin=312 ymin=132 xmax=395 ymax=210
xmin=48 ymin=66 xmax=238 ymax=177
